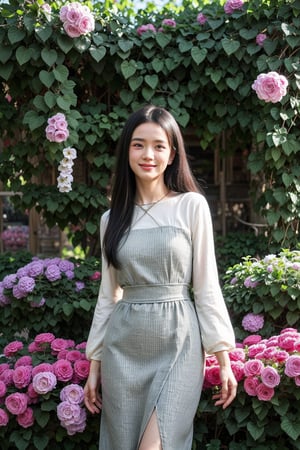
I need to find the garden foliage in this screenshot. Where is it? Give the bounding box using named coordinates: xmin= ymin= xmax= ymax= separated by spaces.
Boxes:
xmin=0 ymin=0 xmax=299 ymax=252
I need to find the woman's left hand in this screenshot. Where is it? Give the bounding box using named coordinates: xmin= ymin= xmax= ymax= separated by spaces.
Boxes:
xmin=212 ymin=350 xmax=238 ymax=409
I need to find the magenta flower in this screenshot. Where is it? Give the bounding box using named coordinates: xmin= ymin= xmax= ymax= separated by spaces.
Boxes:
xmin=4 ymin=341 xmax=23 ymax=357
xmin=89 ymin=271 xmax=101 ymax=281
xmin=32 ymin=363 xmax=54 ymax=377
xmin=53 ymin=359 xmax=73 ymax=382
xmin=224 ymin=0 xmax=244 ymax=14
xmin=0 ymin=380 xmax=7 ymax=397
xmin=197 ymin=12 xmax=207 ymax=25
xmin=256 ymin=33 xmax=267 ymax=46
xmin=13 ymin=366 xmax=32 ymax=389
xmin=161 ymin=18 xmax=176 ymax=28
xmin=35 ymin=332 xmax=55 ymax=346
xmin=243 ymin=334 xmax=262 ymax=346
xmin=252 ymin=72 xmax=288 ymax=103
xmin=32 ymin=372 xmax=57 ymax=395
xmin=284 ymin=355 xmax=300 ymax=377
xmin=205 ymin=365 xmax=221 ymax=387
xmin=244 ymin=376 xmax=259 ymax=396
xmin=5 ymin=392 xmax=28 ymax=415
xmin=15 ymin=356 xmax=32 ymax=368
xmin=17 ymin=407 xmax=34 ymax=428
xmin=242 ymin=313 xmax=264 ymax=332
xmin=256 ymin=383 xmax=275 ymax=401
xmin=0 ymin=408 xmax=9 ymax=426
xmin=137 ymin=24 xmax=156 ymax=36
xmin=74 ymin=360 xmax=90 ymax=380
xmin=244 ymin=359 xmax=264 ymax=377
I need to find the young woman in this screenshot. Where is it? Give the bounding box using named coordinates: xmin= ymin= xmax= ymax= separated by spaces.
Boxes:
xmin=84 ymin=105 xmax=237 ymax=450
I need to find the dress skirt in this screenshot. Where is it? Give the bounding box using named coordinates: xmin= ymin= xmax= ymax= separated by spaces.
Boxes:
xmin=100 ymin=283 xmax=204 ymax=450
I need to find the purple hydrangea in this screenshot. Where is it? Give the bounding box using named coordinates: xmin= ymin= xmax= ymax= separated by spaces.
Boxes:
xmin=17 ymin=276 xmax=36 ymax=294
xmin=59 ymin=260 xmax=75 ymax=272
xmin=2 ymin=274 xmax=18 ymax=289
xmin=75 ymin=282 xmax=85 ymax=292
xmin=242 ymin=313 xmax=264 ymax=332
xmin=244 ymin=276 xmax=259 ymax=288
xmin=45 ymin=264 xmax=61 ymax=282
xmin=26 ymin=261 xmax=44 ymax=278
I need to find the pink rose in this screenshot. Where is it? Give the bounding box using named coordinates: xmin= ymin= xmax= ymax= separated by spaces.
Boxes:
xmin=60 ymin=2 xmax=95 ymax=38
xmin=66 ymin=350 xmax=82 ymax=363
xmin=224 ymin=0 xmax=244 ymax=14
xmin=27 ymin=383 xmax=40 ymax=402
xmin=13 ymin=366 xmax=32 ymax=389
xmin=89 ymin=271 xmax=101 ymax=281
xmin=57 ymin=401 xmax=82 ymax=425
xmin=74 ymin=359 xmax=90 ymax=380
xmin=32 ymin=371 xmax=57 ymax=394
xmin=229 ymin=348 xmax=245 ymax=362
xmin=60 ymin=384 xmax=84 ymax=404
xmin=35 ymin=332 xmax=55 ymax=345
xmin=162 ymin=19 xmax=176 ymax=28
xmin=32 ymin=363 xmax=54 ymax=377
xmin=197 ymin=13 xmax=207 ymax=25
xmin=0 ymin=369 xmax=14 ymax=386
xmin=0 ymin=380 xmax=7 ymax=397
xmin=248 ymin=343 xmax=266 ymax=358
xmin=0 ymin=408 xmax=9 ymax=426
xmin=0 ymin=364 xmax=10 ymax=376
xmin=256 ymin=33 xmax=267 ymax=46
xmin=284 ymin=355 xmax=300 ymax=377
xmin=256 ymin=383 xmax=275 ymax=401
xmin=252 ymin=72 xmax=288 ymax=103
xmin=137 ymin=24 xmax=156 ymax=36
xmin=243 ymin=376 xmax=259 ymax=396
xmin=261 ymin=366 xmax=280 ymax=388
xmin=17 ymin=407 xmax=34 ymax=428
xmin=15 ymin=356 xmax=32 ymax=368
xmin=5 ymin=392 xmax=28 ymax=415
xmin=205 ymin=366 xmax=221 ymax=387
xmin=273 ymin=350 xmax=289 ymax=363
xmin=51 ymin=338 xmax=70 ymax=353
xmin=230 ymin=361 xmax=245 ymax=382
xmin=53 ymin=359 xmax=73 ymax=382
xmin=244 ymin=359 xmax=264 ymax=377
xmin=4 ymin=340 xmax=23 ymax=357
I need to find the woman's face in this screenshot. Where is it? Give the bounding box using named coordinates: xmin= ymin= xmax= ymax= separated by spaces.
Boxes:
xmin=129 ymin=122 xmax=175 ymax=185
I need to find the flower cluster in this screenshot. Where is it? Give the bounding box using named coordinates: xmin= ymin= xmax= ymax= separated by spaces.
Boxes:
xmin=1 ymin=226 xmax=29 ymax=252
xmin=242 ymin=313 xmax=264 ymax=333
xmin=46 ymin=113 xmax=69 ymax=143
xmin=224 ymin=0 xmax=244 ymax=14
xmin=252 ymin=71 xmax=288 ymax=103
xmin=59 ymin=2 xmax=95 ymax=38
xmin=0 ymin=334 xmax=90 ymax=435
xmin=204 ymin=328 xmax=300 ymax=401
xmin=57 ymin=147 xmax=77 ymax=193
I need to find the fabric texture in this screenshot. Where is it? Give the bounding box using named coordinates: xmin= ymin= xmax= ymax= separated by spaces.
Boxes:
xmin=86 ymin=192 xmax=235 ymax=449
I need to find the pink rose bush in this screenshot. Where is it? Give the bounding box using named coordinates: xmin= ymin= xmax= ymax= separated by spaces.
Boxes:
xmin=59 ymin=2 xmax=95 ymax=38
xmin=224 ymin=0 xmax=244 ymax=14
xmin=252 ymin=71 xmax=288 ymax=103
xmin=204 ymin=328 xmax=300 ymax=402
xmin=0 ymin=334 xmax=91 ymax=436
xmin=45 ymin=112 xmax=69 ymax=143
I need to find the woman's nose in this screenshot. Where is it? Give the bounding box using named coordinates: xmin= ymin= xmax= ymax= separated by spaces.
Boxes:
xmin=142 ymin=146 xmax=154 ymax=159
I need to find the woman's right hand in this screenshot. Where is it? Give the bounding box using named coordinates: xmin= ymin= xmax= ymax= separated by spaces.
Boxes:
xmin=84 ymin=359 xmax=102 ymax=414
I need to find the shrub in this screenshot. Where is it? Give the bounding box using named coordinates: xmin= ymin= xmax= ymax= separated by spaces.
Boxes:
xmin=0 ymin=256 xmax=101 ymax=342
xmin=223 ymin=248 xmax=300 ymax=341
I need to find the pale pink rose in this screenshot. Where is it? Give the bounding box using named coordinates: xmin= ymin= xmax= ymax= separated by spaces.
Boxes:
xmin=63 ymin=22 xmax=81 ymax=38
xmin=74 ymin=360 xmax=90 ymax=380
xmin=197 ymin=12 xmax=207 ymax=25
xmin=13 ymin=366 xmax=32 ymax=389
xmin=77 ymin=14 xmax=95 ymax=34
xmin=243 ymin=376 xmax=259 ymax=396
xmin=244 ymin=359 xmax=264 ymax=377
xmin=17 ymin=407 xmax=34 ymax=428
xmin=230 ymin=361 xmax=244 ymax=381
xmin=137 ymin=24 xmax=156 ymax=36
xmin=256 ymin=33 xmax=267 ymax=46
xmin=224 ymin=0 xmax=244 ymax=14
xmin=252 ymin=72 xmax=288 ymax=103
xmin=57 ymin=401 xmax=82 ymax=425
xmin=53 ymin=360 xmax=73 ymax=382
xmin=256 ymin=383 xmax=275 ymax=401
xmin=65 ymin=409 xmax=86 ymax=435
xmin=243 ymin=334 xmax=262 ymax=347
xmin=5 ymin=392 xmax=28 ymax=415
xmin=60 ymin=384 xmax=84 ymax=404
xmin=261 ymin=366 xmax=280 ymax=388
xmin=284 ymin=355 xmax=300 ymax=377
xmin=205 ymin=366 xmax=221 ymax=387
xmin=31 ymin=363 xmax=54 ymax=377
xmin=32 ymin=371 xmax=57 ymax=394
xmin=0 ymin=380 xmax=7 ymax=397
xmin=0 ymin=408 xmax=9 ymax=426
xmin=162 ymin=18 xmax=176 ymax=28
xmin=4 ymin=340 xmax=23 ymax=357
xmin=54 ymin=129 xmax=69 ymax=142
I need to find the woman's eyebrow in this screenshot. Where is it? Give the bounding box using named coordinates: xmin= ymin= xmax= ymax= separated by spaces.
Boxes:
xmin=131 ymin=137 xmax=167 ymax=143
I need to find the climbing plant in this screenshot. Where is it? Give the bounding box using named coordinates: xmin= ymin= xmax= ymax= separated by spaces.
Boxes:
xmin=0 ymin=0 xmax=299 ymax=254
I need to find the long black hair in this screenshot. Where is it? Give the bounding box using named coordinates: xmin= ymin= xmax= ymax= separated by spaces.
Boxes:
xmin=103 ymin=105 xmax=201 ymax=268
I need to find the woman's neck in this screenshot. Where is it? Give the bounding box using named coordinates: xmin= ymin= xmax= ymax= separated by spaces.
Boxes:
xmin=135 ymin=184 xmax=170 ymax=205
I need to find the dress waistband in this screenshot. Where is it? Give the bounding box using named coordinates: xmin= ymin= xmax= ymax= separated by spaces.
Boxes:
xmin=121 ymin=284 xmax=190 ymax=303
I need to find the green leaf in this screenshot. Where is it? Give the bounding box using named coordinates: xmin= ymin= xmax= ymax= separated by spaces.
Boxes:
xmin=118 ymin=39 xmax=133 ymax=52
xmin=33 ymin=95 xmax=48 ymax=113
xmin=86 ymin=221 xmax=97 ymax=234
xmin=152 ymin=57 xmax=164 ymax=73
xmin=226 ymin=74 xmax=243 ymax=90
xmin=282 ymin=173 xmax=293 ymax=187
xmin=120 ymin=60 xmax=137 ymax=79
xmin=273 ymin=189 xmax=287 ymax=205
xmin=191 ymin=47 xmax=207 ymax=65
xmin=39 ymin=70 xmax=55 ymax=88
xmin=41 ymin=48 xmax=57 ymax=67
xmin=0 ymin=45 xmax=13 ymax=64
xmin=247 ymin=422 xmax=265 ymax=440
xmin=207 ymin=18 xmax=224 ymax=30
xmin=15 ymin=46 xmax=33 ymax=65
xmin=0 ymin=62 xmax=13 ymax=80
xmin=120 ymin=89 xmax=134 ymax=106
xmin=266 ymin=210 xmax=280 ymax=226
xmin=86 ymin=134 xmax=97 ymax=145
xmin=34 ymin=411 xmax=50 ymax=428
xmin=239 ymin=28 xmax=258 ymax=40
xmin=145 ymin=74 xmax=159 ymax=89
xmin=281 ymin=416 xmax=300 ymax=441
xmin=79 ymin=299 xmax=92 ymax=311
xmin=56 ymin=95 xmax=73 ymax=110
xmin=282 ymin=140 xmax=299 ymax=155
xmin=271 ymin=148 xmax=281 ymax=162
xmin=8 ymin=26 xmax=26 ymax=44
xmin=221 ymin=38 xmax=240 ymax=55
xmin=23 ymin=111 xmax=45 ymax=131
xmin=179 ymin=40 xmax=193 ymax=53
xmin=57 ymin=35 xmax=74 ymax=54
xmin=89 ymin=45 xmax=106 ymax=62
xmin=47 ymin=199 xmax=59 ymax=213
xmin=53 ymin=65 xmax=69 ymax=82
xmin=155 ymin=33 xmax=172 ymax=49
xmin=63 ymin=303 xmax=74 ymax=316
xmin=44 ymin=91 xmax=57 ymax=109
xmin=128 ymin=75 xmax=143 ymax=91
xmin=35 ymin=24 xmax=52 ymax=43
xmin=210 ymin=70 xmax=223 ymax=84
xmin=33 ymin=435 xmax=49 ymax=450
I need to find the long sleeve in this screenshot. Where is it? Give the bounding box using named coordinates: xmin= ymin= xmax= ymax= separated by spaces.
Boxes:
xmin=191 ymin=194 xmax=235 ymax=354
xmin=85 ymin=212 xmax=123 ymax=361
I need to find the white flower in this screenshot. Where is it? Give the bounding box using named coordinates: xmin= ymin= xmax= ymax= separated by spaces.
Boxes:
xmin=63 ymin=147 xmax=77 ymax=159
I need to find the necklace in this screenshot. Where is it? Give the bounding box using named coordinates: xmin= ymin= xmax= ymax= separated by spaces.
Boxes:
xmin=133 ymin=190 xmax=170 ymax=227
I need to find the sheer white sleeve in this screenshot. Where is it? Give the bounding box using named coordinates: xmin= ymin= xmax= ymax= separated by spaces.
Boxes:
xmin=85 ymin=212 xmax=123 ymax=361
